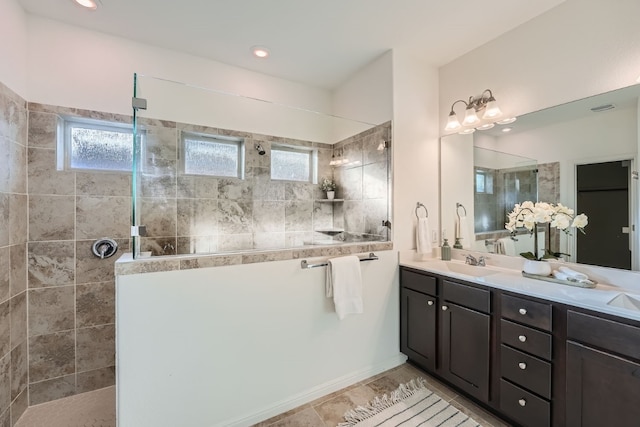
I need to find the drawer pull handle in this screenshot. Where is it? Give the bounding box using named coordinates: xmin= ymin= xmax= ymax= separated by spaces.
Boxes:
xmin=518 ymin=335 xmax=527 ymax=342
xmin=427 ymin=301 xmax=434 ymax=306
xmin=518 ymin=362 xmax=527 ymax=370
xmin=519 ymin=308 xmax=527 ymax=315
xmin=518 ymin=398 xmax=527 ymax=407
xmin=442 ymin=305 xmax=449 ymax=311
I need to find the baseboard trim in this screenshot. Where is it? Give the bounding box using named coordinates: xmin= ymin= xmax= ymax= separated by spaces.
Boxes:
xmin=224 ymin=353 xmax=408 ymax=427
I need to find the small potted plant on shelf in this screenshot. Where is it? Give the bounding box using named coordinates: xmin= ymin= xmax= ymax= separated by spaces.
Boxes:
xmin=505 ymin=201 xmax=588 ymax=276
xmin=321 ymin=178 xmax=337 ymax=200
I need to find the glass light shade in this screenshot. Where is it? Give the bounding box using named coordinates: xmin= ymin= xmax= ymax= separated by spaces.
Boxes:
xmin=458 ymin=128 xmax=476 ymax=135
xmin=477 ymin=123 xmax=495 ymax=131
xmin=445 ymin=112 xmax=461 ymax=131
xmin=462 ymin=107 xmax=479 ymax=126
xmin=482 ymin=99 xmax=502 ymax=119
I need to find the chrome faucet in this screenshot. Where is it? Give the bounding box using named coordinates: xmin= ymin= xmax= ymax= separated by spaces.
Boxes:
xmin=465 ymin=254 xmax=487 ymax=266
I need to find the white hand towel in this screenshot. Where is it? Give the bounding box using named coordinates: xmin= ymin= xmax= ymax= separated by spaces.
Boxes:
xmin=458 ymin=216 xmax=472 ymax=249
xmin=553 ymin=270 xmax=570 ymax=281
xmin=558 ymin=266 xmax=589 ymax=281
xmin=498 ymin=237 xmax=516 ymax=256
xmin=326 ymin=256 xmax=363 ymax=320
xmin=416 ymin=218 xmax=432 ymax=259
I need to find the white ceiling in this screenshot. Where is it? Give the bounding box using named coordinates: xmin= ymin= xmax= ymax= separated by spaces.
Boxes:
xmin=18 ymin=0 xmax=565 ymax=89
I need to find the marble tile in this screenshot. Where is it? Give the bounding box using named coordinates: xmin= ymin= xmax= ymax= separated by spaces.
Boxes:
xmin=343 ymin=201 xmax=364 ymax=234
xmin=76 ymin=366 xmax=115 ymax=394
xmin=28 ymin=241 xmax=75 ymax=288
xmin=245 ymin=139 xmax=271 ymax=169
xmin=176 ymin=235 xmax=217 ymax=255
xmin=0 ymin=138 xmax=10 ymax=193
xmin=76 ymin=172 xmax=130 ymax=197
xmin=141 ymin=124 xmax=177 ymax=161
xmin=285 ymin=232 xmax=313 ymax=248
xmin=0 ymin=407 xmax=7 ymax=427
xmin=336 ymin=166 xmax=362 ymax=200
xmin=9 ymin=195 xmax=27 ymax=245
xmin=9 ymin=292 xmax=26 ymax=349
xmin=218 ymin=200 xmax=252 ymax=234
xmin=139 ymin=236 xmax=177 ymax=256
xmin=28 ymin=111 xmax=58 ymax=149
xmin=10 ymin=341 xmax=27 ymax=402
xmin=76 ymin=324 xmax=115 ymax=372
xmin=10 ymin=244 xmax=26 ymax=297
xmin=242 ymin=250 xmax=292 ymax=264
xmin=139 ymin=197 xmax=177 ymax=238
xmin=312 ymin=202 xmax=334 ymax=230
xmin=267 ymin=407 xmax=325 ymax=427
xmin=313 ymin=385 xmax=377 ymax=427
xmin=285 ymin=182 xmax=314 ymax=201
xmin=217 ymin=234 xmax=253 ymax=252
xmin=253 ymin=201 xmax=285 ymax=233
xmin=28 ymin=330 xmax=75 ymax=382
xmin=140 ymin=166 xmax=177 ymax=198
xmin=28 ymin=195 xmax=74 ymax=241
xmin=253 ymin=233 xmax=286 ymax=250
xmin=341 ymin=140 xmax=364 ymax=168
xmin=177 ymin=198 xmax=218 ymax=236
xmin=250 ymin=167 xmax=285 ymax=201
xmin=285 ymin=200 xmax=313 ymax=232
xmin=0 ymin=247 xmax=8 ymax=302
xmin=10 ymin=387 xmax=27 ymax=426
xmin=114 ymin=258 xmax=180 ymax=275
xmin=0 ymin=354 xmax=9 ymax=416
xmin=0 ymin=90 xmax=26 ymax=143
xmin=177 ymin=175 xmax=218 ymax=199
xmin=0 ymin=301 xmax=8 ymax=357
xmin=76 ymin=196 xmax=131 ymax=240
xmin=219 ymin=178 xmax=252 ymax=200
xmin=28 ymin=374 xmax=76 ymax=406
xmin=0 ymin=194 xmax=8 ymax=247
xmin=363 ymin=199 xmax=389 ymax=236
xmin=27 ymin=148 xmax=75 ymax=195
xmin=9 ymin=142 xmax=26 ymax=195
xmin=75 ymin=238 xmax=128 ymax=285
xmin=28 ymin=286 xmax=75 ymax=336
xmin=363 ymin=161 xmax=388 ymax=200
xmin=363 ymin=130 xmax=389 ymax=166
xmin=76 ymin=281 xmax=115 ymax=328
xmin=179 ymin=254 xmax=242 ymax=270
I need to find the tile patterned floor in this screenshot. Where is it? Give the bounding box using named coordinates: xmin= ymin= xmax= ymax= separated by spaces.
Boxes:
xmin=254 ymin=363 xmax=510 ymax=427
xmin=11 ymin=364 xmax=509 ymax=427
xmin=14 ymin=386 xmax=115 ymax=427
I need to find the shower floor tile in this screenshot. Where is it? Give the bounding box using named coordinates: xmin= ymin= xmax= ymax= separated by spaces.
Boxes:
xmin=14 ymin=386 xmax=115 ymax=427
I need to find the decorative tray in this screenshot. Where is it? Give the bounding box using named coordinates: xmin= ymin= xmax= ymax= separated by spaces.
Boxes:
xmin=521 ymin=271 xmax=597 ymax=288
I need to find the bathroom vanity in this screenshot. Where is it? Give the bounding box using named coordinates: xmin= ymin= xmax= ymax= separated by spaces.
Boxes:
xmin=399 ymin=255 xmax=640 ymax=427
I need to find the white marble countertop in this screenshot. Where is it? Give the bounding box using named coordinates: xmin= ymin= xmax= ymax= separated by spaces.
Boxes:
xmin=399 ymin=251 xmax=640 ymax=323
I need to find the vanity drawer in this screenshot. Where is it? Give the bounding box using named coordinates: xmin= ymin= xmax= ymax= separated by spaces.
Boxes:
xmin=502 ymin=294 xmax=552 ymax=331
xmin=501 ymin=345 xmax=551 ymax=399
xmin=567 ymin=310 xmax=640 ymax=361
xmin=500 ymin=379 xmax=550 ymax=427
xmin=401 ymin=269 xmax=437 ymax=296
xmin=501 ymin=319 xmax=552 ymax=360
xmin=442 ymin=280 xmax=490 ymax=313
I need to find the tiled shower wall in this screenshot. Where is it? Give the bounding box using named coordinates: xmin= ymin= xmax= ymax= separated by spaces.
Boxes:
xmin=0 ymin=82 xmax=29 ymax=425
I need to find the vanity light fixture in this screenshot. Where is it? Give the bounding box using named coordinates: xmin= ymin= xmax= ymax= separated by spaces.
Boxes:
xmin=251 ymin=46 xmax=270 ymax=59
xmin=72 ymin=0 xmax=98 ymax=9
xmin=445 ymin=89 xmax=516 ymax=134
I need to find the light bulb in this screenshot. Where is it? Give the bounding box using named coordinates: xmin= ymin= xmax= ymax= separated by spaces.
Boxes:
xmin=462 ymin=107 xmax=479 ymax=126
xmin=251 ymin=46 xmax=270 ymax=59
xmin=482 ymin=99 xmax=502 ymax=119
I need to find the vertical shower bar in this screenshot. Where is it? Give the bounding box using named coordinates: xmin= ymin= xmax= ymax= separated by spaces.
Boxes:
xmin=131 ymin=73 xmax=140 ymax=259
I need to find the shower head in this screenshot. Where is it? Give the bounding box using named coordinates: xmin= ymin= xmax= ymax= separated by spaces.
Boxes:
xmin=255 ymin=143 xmax=266 ymax=156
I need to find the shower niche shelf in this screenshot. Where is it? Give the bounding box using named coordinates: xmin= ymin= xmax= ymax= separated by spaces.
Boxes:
xmin=316 ymin=199 xmax=344 ymax=202
xmin=315 ymin=228 xmax=345 ymax=234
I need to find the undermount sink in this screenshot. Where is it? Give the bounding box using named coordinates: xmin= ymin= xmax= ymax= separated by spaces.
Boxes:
xmin=607 ymin=293 xmax=640 ymax=312
xmin=427 ymin=261 xmax=501 ymax=278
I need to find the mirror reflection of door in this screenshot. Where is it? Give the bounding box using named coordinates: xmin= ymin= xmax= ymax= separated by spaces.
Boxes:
xmin=576 ymin=160 xmax=631 ymax=269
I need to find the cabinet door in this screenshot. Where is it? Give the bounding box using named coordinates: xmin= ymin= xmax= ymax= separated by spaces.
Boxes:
xmin=566 ymin=341 xmax=640 ymax=427
xmin=400 ymin=288 xmax=437 ymax=371
xmin=441 ymin=302 xmax=490 ymax=402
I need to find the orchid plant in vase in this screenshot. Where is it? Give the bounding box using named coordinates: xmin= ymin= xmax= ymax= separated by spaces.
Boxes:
xmin=505 ymin=201 xmax=588 ymax=271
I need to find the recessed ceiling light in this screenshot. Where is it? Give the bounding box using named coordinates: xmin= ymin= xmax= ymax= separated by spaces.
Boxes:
xmin=502 ymin=127 xmax=513 ymax=133
xmin=496 ymin=117 xmax=517 ymax=125
xmin=251 ymin=46 xmax=270 ymax=59
xmin=72 ymin=0 xmax=98 ymax=10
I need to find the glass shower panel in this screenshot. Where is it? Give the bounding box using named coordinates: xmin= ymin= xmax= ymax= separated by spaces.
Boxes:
xmin=131 ymin=74 xmax=390 ymax=258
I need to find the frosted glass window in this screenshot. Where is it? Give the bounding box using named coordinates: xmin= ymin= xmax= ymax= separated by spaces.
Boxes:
xmin=63 ymin=118 xmax=134 ymax=172
xmin=271 ymin=146 xmax=315 ymax=182
xmin=181 ymin=133 xmax=243 ymax=178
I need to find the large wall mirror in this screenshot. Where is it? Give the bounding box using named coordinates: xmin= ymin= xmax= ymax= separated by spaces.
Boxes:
xmin=441 ymin=83 xmax=640 ymax=271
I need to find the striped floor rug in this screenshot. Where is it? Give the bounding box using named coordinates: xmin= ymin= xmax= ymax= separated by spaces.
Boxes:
xmin=339 ymin=378 xmax=482 ymax=427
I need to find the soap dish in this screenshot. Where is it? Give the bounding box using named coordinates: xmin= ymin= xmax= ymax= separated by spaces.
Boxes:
xmin=522 ymin=271 xmax=597 ymax=288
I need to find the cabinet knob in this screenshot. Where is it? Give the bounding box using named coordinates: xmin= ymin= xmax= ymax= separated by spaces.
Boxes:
xmin=518 ymin=335 xmax=527 ymax=342
xmin=518 ymin=362 xmax=527 ymax=370
xmin=519 ymin=308 xmax=527 ymax=315
xmin=518 ymin=398 xmax=527 ymax=407
xmin=427 ymin=300 xmax=434 ymax=306
xmin=442 ymin=305 xmax=449 ymax=311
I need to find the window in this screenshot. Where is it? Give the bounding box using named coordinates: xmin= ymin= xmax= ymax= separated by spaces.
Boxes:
xmin=181 ymin=132 xmax=244 ymax=178
xmin=475 ymin=169 xmax=494 ymax=194
xmin=60 ymin=117 xmax=135 ymax=172
xmin=271 ymin=145 xmax=316 ymax=182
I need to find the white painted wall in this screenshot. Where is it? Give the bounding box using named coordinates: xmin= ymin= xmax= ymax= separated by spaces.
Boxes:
xmin=0 ymin=0 xmax=28 ymax=96
xmin=439 ymin=0 xmax=640 ymax=129
xmin=116 ymin=251 xmax=403 ymax=427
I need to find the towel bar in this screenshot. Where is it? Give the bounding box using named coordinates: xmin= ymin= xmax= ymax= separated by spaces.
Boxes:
xmin=300 ymin=253 xmax=379 ymax=269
